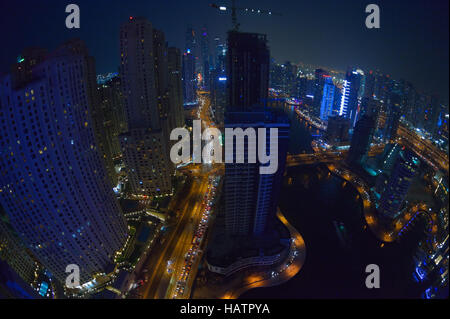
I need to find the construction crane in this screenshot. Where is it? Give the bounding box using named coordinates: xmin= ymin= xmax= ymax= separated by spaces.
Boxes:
xmin=210 ymin=0 xmax=281 ymax=31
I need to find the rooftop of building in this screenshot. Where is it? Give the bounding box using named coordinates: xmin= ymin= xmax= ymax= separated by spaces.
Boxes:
xmin=205 ymin=210 xmax=290 ymax=268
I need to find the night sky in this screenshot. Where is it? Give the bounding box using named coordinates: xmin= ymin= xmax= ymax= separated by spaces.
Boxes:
xmin=0 ymin=0 xmax=448 ymax=102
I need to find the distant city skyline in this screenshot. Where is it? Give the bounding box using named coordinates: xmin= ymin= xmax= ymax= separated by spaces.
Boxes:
xmin=0 ymin=1 xmax=448 ymax=301
xmin=0 ymin=0 xmax=448 ymax=102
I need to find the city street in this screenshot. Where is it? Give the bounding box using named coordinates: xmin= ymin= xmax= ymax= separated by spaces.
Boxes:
xmin=137 ymin=175 xmax=209 ymax=298
xmin=135 ymin=91 xmax=221 ymax=299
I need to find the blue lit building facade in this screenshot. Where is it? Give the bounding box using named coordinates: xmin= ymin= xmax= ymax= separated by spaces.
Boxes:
xmin=312 ymin=69 xmax=329 ymax=118
xmin=182 ymin=50 xmax=197 ymax=107
xmin=339 ymin=69 xmax=363 ymax=127
xmin=319 ymin=76 xmax=336 ymax=121
xmin=0 ymin=41 xmax=128 ymax=285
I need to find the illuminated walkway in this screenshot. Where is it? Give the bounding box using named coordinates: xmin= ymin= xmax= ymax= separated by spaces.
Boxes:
xmin=192 ymin=209 xmax=306 ymax=299
xmin=327 ymin=164 xmax=439 ymax=246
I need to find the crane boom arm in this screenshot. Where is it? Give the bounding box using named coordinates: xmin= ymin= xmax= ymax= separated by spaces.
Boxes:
xmin=210 ymin=1 xmax=281 ymax=31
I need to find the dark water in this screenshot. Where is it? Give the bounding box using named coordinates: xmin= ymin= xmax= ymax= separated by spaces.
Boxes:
xmin=284 ymin=104 xmax=315 ymax=154
xmin=240 ymin=104 xmax=427 ymax=299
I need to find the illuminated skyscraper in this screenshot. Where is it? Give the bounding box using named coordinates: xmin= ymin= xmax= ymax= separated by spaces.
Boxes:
xmin=378 ymin=143 xmax=402 ymax=174
xmin=423 ymin=95 xmax=440 ymax=135
xmin=119 ymin=17 xmax=173 ymax=196
xmin=185 ymin=25 xmax=198 ymax=66
xmin=207 ymin=32 xmax=290 ymax=276
xmin=81 ymin=44 xmax=118 ymax=188
xmin=364 ymin=70 xmax=376 ymax=99
xmin=312 ymin=69 xmax=329 ymax=118
xmin=224 ymin=111 xmax=290 ymax=236
xmin=200 ymin=25 xmax=211 ymax=89
xmin=0 ymin=207 xmax=37 ymax=287
xmin=319 ymin=76 xmax=336 ymax=121
xmin=378 ymin=149 xmax=420 ymax=220
xmin=224 ymin=31 xmax=289 ymax=237
xmin=339 ymin=68 xmax=363 ymax=126
xmin=182 ymin=49 xmax=197 ymax=107
xmin=97 ymin=76 xmax=127 ymax=161
xmin=271 ymin=61 xmax=296 ymax=96
xmin=214 ymin=39 xmax=226 ymax=72
xmin=0 ymin=41 xmax=128 ymax=284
